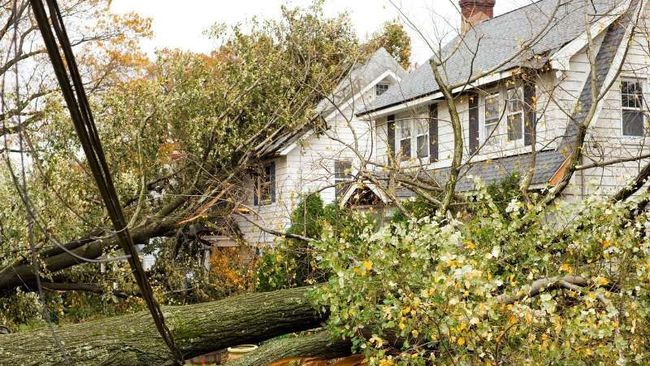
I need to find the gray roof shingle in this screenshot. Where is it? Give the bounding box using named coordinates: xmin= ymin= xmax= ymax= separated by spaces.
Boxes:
xmin=365 ymin=0 xmax=623 ymax=113
xmin=391 ymin=150 xmax=565 ymax=199
xmin=432 ymin=150 xmax=566 ymax=191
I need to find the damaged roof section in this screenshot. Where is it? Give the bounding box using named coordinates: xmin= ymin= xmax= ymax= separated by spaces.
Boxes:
xmin=255 ymin=48 xmax=407 ymax=158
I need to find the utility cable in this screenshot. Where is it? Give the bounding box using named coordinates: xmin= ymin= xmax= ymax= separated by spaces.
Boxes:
xmin=29 ymin=0 xmax=184 ymax=362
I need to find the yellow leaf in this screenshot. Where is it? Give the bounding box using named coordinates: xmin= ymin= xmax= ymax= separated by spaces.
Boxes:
xmin=594 ymin=276 xmax=609 ymax=286
xmin=362 ymin=260 xmax=373 ymax=271
xmin=457 ymin=337 xmax=466 ymax=346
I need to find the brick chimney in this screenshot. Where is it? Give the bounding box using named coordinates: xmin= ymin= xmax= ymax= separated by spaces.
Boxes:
xmin=459 ymin=0 xmax=496 ymax=33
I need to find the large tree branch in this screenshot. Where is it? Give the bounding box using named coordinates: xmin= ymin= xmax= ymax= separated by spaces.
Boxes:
xmin=0 ymin=214 xmax=180 ymax=291
xmin=610 ymin=159 xmax=650 ymax=202
xmin=497 ymin=275 xmax=613 ymax=306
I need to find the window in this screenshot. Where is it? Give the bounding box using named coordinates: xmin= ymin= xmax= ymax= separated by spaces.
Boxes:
xmin=622 ymin=80 xmax=645 ymax=137
xmin=376 ymin=83 xmax=389 ymax=96
xmin=396 ymin=118 xmax=431 ymax=161
xmin=255 ymin=162 xmax=275 ymax=205
xmin=398 ymin=119 xmax=412 ymax=160
xmin=484 ymin=92 xmax=500 ymax=141
xmin=334 ymin=160 xmax=353 ymax=199
xmin=415 ymin=119 xmax=429 ymax=158
xmin=506 ymin=88 xmax=524 ymax=141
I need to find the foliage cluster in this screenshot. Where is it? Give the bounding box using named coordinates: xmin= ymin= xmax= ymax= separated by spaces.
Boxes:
xmin=313 ymin=183 xmax=650 ymax=365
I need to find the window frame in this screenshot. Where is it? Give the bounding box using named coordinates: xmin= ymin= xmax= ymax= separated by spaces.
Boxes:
xmin=334 ymin=160 xmax=353 ymax=199
xmin=396 ymin=117 xmax=430 ymax=161
xmin=415 ymin=118 xmax=430 ymax=159
xmin=621 ymin=78 xmax=645 ymax=137
xmin=482 ymin=91 xmax=501 ymax=143
xmin=254 ymin=162 xmax=275 ymax=206
xmin=398 ymin=118 xmax=412 ymax=161
xmin=506 ymin=87 xmax=525 ymax=142
xmin=376 ymin=83 xmax=389 ymax=96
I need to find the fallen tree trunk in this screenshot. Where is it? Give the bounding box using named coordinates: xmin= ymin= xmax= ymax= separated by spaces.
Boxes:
xmin=227 ymin=330 xmax=351 ymax=366
xmin=0 ymin=287 xmax=324 ymax=365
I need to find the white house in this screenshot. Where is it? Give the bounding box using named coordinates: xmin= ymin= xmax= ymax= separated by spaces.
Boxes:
xmin=227 ymin=0 xmax=650 ymax=247
xmin=233 ymin=48 xmax=407 ymax=245
xmin=358 ymin=0 xmax=650 ymax=202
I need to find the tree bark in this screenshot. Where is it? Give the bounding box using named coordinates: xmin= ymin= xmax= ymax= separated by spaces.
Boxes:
xmin=0 ymin=287 xmax=324 ymax=366
xmin=226 ymin=330 xmax=351 ymax=366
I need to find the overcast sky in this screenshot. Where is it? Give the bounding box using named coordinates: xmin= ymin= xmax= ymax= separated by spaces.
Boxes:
xmin=110 ymin=0 xmax=530 ymax=65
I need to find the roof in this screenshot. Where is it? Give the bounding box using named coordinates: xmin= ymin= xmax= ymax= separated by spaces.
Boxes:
xmin=316 ymin=47 xmax=407 ymax=116
xmin=390 ymin=150 xmax=565 ymax=199
xmin=433 ymin=150 xmax=566 ymax=192
xmin=255 ymin=48 xmax=407 ymax=158
xmin=365 ymin=0 xmax=624 ymax=113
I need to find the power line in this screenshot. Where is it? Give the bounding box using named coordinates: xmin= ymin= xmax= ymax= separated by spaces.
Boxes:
xmin=29 ymin=0 xmax=184 ymax=363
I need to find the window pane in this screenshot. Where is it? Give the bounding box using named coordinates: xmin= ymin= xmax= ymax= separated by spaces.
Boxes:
xmin=260 ymin=182 xmax=271 ymax=204
xmin=334 ymin=160 xmax=352 ymax=199
xmin=376 ymin=83 xmax=389 ymax=96
xmin=257 ymin=163 xmax=275 ymax=205
xmin=623 ymin=110 xmax=644 ymax=136
xmin=399 ymin=120 xmax=411 ymax=137
xmin=507 ymin=113 xmax=523 ymax=141
xmin=417 ymin=135 xmax=429 ymax=158
xmin=485 ymin=93 xmax=500 ymax=121
xmin=622 ymin=93 xmax=632 ymax=108
xmin=400 ymin=138 xmax=411 ymax=160
xmin=335 ymin=160 xmax=352 ymax=179
xmin=507 ymin=88 xmax=523 ymax=112
xmin=622 ymin=81 xmax=643 ymax=109
xmin=622 ymin=81 xmax=633 ymax=94
xmin=485 ymin=122 xmax=497 ymax=138
xmin=414 ymin=119 xmax=428 ymax=135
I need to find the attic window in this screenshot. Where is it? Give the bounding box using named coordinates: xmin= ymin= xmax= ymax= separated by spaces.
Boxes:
xmin=621 ymin=80 xmax=645 ymax=137
xmin=376 ymin=83 xmax=389 ymax=96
